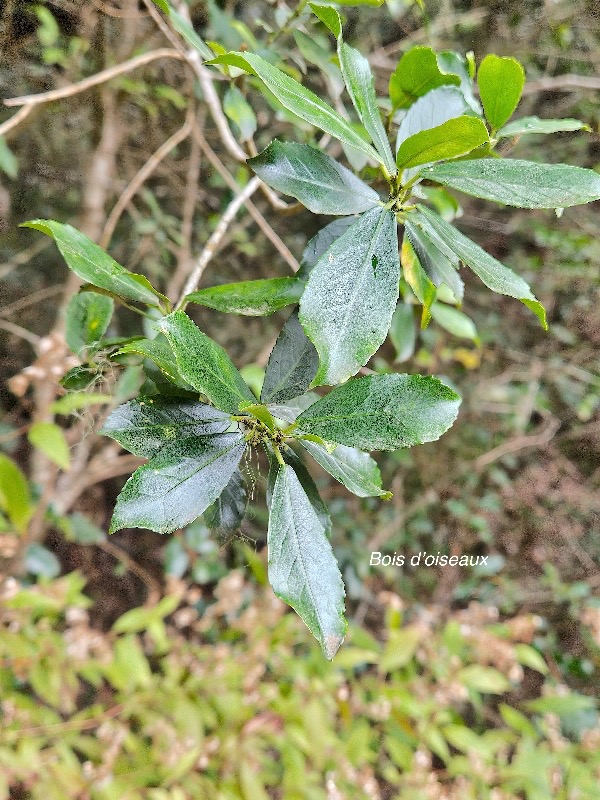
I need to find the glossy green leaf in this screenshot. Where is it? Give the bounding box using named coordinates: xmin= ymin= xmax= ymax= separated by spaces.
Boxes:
xmin=497 ymin=115 xmax=590 ymax=139
xmin=423 ymin=158 xmax=600 ymax=209
xmin=267 ymin=446 xmax=331 ymax=537
xmin=296 ymin=374 xmax=461 ymax=450
xmin=267 ymin=392 xmax=320 ymax=425
xmin=248 ymin=141 xmax=380 ymax=214
xmin=404 ymin=218 xmax=464 ymax=303
xmin=298 ymin=217 xmax=357 ymax=280
xmin=261 ymin=311 xmax=319 ymax=404
xmin=117 ymin=335 xmax=193 ymax=391
xmin=400 ymin=233 xmax=436 ymax=320
xmin=396 ymin=116 xmax=488 ymax=170
xmin=209 ymin=52 xmax=382 ymax=164
xmin=437 ymin=51 xmax=481 ymax=114
xmin=430 ymin=302 xmax=478 ymax=341
xmin=152 ymin=0 xmax=214 ymax=60
xmin=110 ymin=432 xmax=246 ymax=534
xmin=21 ymin=220 xmax=166 ymax=307
xmin=477 ymin=54 xmax=525 ymax=130
xmin=338 ymin=42 xmax=396 ymax=175
xmin=309 ymin=4 xmax=342 ymax=38
xmin=389 ymin=46 xmax=460 ymax=109
xmin=412 ymin=206 xmax=547 ymax=328
xmin=65 ymin=292 xmax=113 ymax=353
xmin=0 ymin=454 xmax=32 ymax=533
xmin=268 ymin=463 xmax=346 ymax=659
xmin=396 ymin=86 xmax=472 ymax=154
xmin=28 ymin=422 xmax=70 ymax=470
xmin=185 ymin=277 xmax=304 ymax=316
xmin=101 ymin=397 xmax=231 ymax=457
xmin=293 ymin=31 xmax=344 ymax=99
xmin=300 ymin=440 xmax=390 ymax=498
xmin=223 ymin=86 xmax=257 ymax=140
xmin=390 ymin=303 xmax=416 ymax=363
xmin=158 ymin=311 xmax=255 ymax=413
xmin=204 ymin=468 xmax=246 ymax=533
xmin=299 ymin=207 xmax=400 ymax=385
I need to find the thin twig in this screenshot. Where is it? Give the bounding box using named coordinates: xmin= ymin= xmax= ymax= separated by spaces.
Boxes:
xmin=521 ymin=74 xmax=600 ymax=95
xmin=0 ymin=319 xmax=41 ymax=346
xmin=0 ymin=239 xmax=51 ymax=282
xmin=474 ymin=417 xmax=561 ymax=472
xmin=99 ymin=539 xmax=162 ymax=607
xmin=0 ymin=284 xmax=64 ymax=318
xmin=176 ymin=175 xmax=262 ymax=308
xmin=192 ymin=125 xmax=300 ymax=273
xmin=0 ymin=105 xmax=34 ymax=137
xmin=4 ymin=48 xmax=186 ymax=108
xmin=100 ymin=109 xmax=194 ymax=248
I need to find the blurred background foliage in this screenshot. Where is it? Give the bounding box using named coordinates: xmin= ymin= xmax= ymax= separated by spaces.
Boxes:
xmin=0 ymin=0 xmax=599 ymax=797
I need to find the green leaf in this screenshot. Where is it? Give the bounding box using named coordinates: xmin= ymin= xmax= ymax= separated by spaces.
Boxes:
xmin=299 ymin=207 xmax=400 ymax=385
xmin=223 ymin=86 xmax=257 ymax=140
xmin=404 ymin=217 xmax=464 ymax=304
xmin=298 ymin=217 xmax=357 ymax=280
xmin=24 ymin=543 xmax=61 ymax=579
xmin=65 ymin=292 xmax=114 ymax=353
xmin=267 ymin=392 xmax=320 ymax=424
xmin=430 ymin=302 xmax=478 ymax=341
xmin=268 ymin=463 xmax=346 ymax=659
xmin=51 ymin=392 xmax=112 ymax=414
xmin=412 ymin=206 xmax=547 ymax=328
xmin=101 ymin=397 xmax=231 ymax=457
xmin=0 ymin=454 xmax=32 ymax=533
xmin=477 ymin=54 xmax=525 ymax=130
xmin=400 ymin=233 xmax=436 ymax=320
xmin=21 ymin=220 xmax=166 ymax=308
xmin=458 ymin=664 xmax=511 ymax=694
xmin=110 ymin=432 xmax=246 ymax=534
xmin=117 ymin=334 xmax=193 ymax=391
xmin=152 ymin=0 xmax=214 ymax=60
xmin=209 ymin=52 xmax=382 ymax=164
xmin=300 ymin=440 xmax=390 ymax=498
xmin=267 ymin=446 xmax=331 ymax=536
xmin=158 ymin=311 xmax=255 ymax=413
xmin=395 ymin=86 xmax=472 ymax=156
xmin=296 ymin=373 xmax=461 ymax=450
xmin=380 ymin=625 xmax=424 ymax=671
xmin=61 ymin=512 xmax=106 ymax=545
xmin=0 ymin=136 xmax=18 ymax=179
xmin=389 ymin=46 xmax=460 ymax=109
xmin=185 ymin=277 xmax=304 ymax=316
xmin=164 ymin=537 xmax=189 ymax=578
xmin=248 ymin=140 xmax=380 ymax=214
xmin=437 ymin=51 xmax=481 ymax=114
xmin=309 ymin=4 xmax=343 ymax=38
xmin=497 ymin=115 xmax=590 ymax=139
xmin=28 ymin=422 xmax=70 ymax=470
xmin=261 ymin=311 xmax=319 ymax=404
xmin=422 ymin=158 xmax=600 ymax=209
xmin=338 ymin=42 xmax=396 ymax=175
xmin=204 ymin=468 xmax=246 ymax=533
xmin=390 ymin=303 xmax=416 ymax=363
xmin=396 ymin=116 xmax=489 ymax=170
